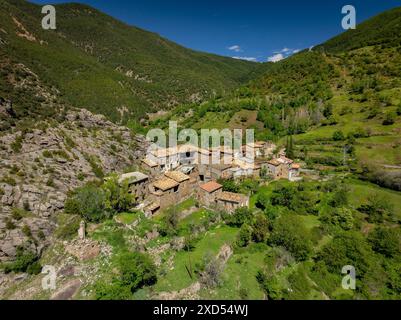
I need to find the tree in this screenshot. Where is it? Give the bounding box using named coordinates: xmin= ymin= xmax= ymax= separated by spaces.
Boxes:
xmin=368 ymin=227 xmax=400 ymax=258
xmin=286 ymin=135 xmax=295 ymax=159
xmin=329 ymin=186 xmax=349 ymax=207
xmin=332 ymin=130 xmax=345 ymax=141
xmin=226 ymin=207 xmax=253 ymax=228
xmin=269 ymin=214 xmax=312 ymax=261
xmin=256 ymin=271 xmax=283 ymax=300
xmin=102 ymin=175 xmax=134 ymax=213
xmin=358 ymin=194 xmax=394 ymax=224
xmin=237 ymin=223 xmax=253 ymax=247
xmin=252 ymin=214 xmax=270 ymax=243
xmin=64 ymin=184 xmax=108 ymax=222
xmin=117 ymin=252 xmax=157 ymax=292
xmin=316 ymin=232 xmax=374 ymax=276
xmin=323 ymin=103 xmax=333 ymax=118
xmin=321 ymin=207 xmax=354 ymax=231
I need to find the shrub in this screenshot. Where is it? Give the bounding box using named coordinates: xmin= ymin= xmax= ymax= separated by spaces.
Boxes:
xmin=11 ymin=134 xmax=23 ymax=153
xmin=332 ymin=130 xmax=345 ymax=141
xmin=2 ymin=247 xmax=41 ymax=275
xmin=382 ymin=112 xmax=396 ymax=125
xmin=316 ymin=232 xmax=375 ymax=276
xmin=102 ymin=175 xmax=134 ymax=213
xmin=236 ymin=223 xmax=253 ymax=247
xmin=226 ymin=207 xmax=253 ymax=228
xmin=55 ymin=215 xmax=81 ymax=240
xmin=358 ymin=194 xmax=394 ymax=224
xmin=252 ymin=214 xmax=270 ymax=243
xmin=368 ymin=227 xmax=400 ymax=258
xmin=64 ymin=184 xmax=108 ymax=222
xmin=95 ymin=251 xmax=157 ymax=299
xmin=269 ymin=214 xmax=313 ymax=261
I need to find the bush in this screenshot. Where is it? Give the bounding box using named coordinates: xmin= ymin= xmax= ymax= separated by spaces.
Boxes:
xmin=64 ymin=184 xmax=108 ymax=222
xmin=95 ymin=251 xmax=157 ymax=300
xmin=252 ymin=214 xmax=270 ymax=243
xmin=236 ymin=223 xmax=253 ymax=247
xmin=332 ymin=130 xmax=345 ymax=141
xmin=2 ymin=247 xmax=41 ymax=275
xmin=11 ymin=207 xmax=28 ymax=221
xmin=316 ymin=232 xmax=374 ymax=276
xmin=269 ymin=214 xmax=313 ymax=261
xmin=368 ymin=227 xmax=400 ymax=258
xmin=383 ymin=112 xmax=396 ymax=125
xmin=102 ymin=175 xmax=134 ymax=213
xmin=358 ymin=194 xmax=394 ymax=224
xmin=226 ymin=207 xmax=253 ymax=228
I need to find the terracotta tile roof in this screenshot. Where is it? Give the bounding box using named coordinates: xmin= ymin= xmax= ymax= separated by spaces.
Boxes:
xmin=291 ymin=163 xmax=301 ymax=169
xmin=164 ymin=171 xmax=190 ymax=183
xmin=217 ymin=192 xmax=246 ymax=203
xmin=200 ymin=181 xmax=223 ymax=193
xmin=153 ymin=178 xmax=179 ymax=191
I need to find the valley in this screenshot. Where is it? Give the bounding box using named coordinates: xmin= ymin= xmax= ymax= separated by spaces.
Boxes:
xmin=0 ymin=0 xmax=401 ymax=301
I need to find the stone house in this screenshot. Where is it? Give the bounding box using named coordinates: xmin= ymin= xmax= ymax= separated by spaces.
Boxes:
xmin=267 ymin=159 xmax=287 ymax=180
xmin=216 ymin=192 xmax=250 ymax=213
xmin=148 ymin=177 xmax=180 ymax=211
xmin=141 ymin=158 xmax=158 ymax=176
xmin=209 ymin=164 xmax=233 ymax=180
xmin=164 ymin=170 xmax=193 ymax=199
xmin=118 ymin=172 xmax=149 ymax=202
xmin=145 ymin=147 xmax=180 ymax=172
xmin=198 ymin=181 xmax=223 ymax=207
xmin=289 ymin=163 xmax=301 ymax=181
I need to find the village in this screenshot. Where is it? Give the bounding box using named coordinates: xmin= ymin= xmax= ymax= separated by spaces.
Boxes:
xmin=116 ymin=140 xmax=302 ymax=217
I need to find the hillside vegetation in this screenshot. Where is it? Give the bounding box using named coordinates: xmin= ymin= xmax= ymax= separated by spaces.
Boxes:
xmin=0 ymin=0 xmax=260 ymax=125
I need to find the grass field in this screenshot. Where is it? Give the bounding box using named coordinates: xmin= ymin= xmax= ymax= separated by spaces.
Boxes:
xmin=154 ymin=225 xmax=239 ymax=292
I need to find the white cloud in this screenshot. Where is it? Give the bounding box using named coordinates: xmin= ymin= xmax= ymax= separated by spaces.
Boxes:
xmin=228 ymin=45 xmax=242 ymax=52
xmin=281 ymin=47 xmax=291 ymax=53
xmin=232 ymin=56 xmax=257 ymax=62
xmin=292 ymin=49 xmax=301 ymax=54
xmin=267 ymin=53 xmax=285 ymax=63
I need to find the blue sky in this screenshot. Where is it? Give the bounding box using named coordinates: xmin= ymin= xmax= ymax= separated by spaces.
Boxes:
xmin=31 ymin=0 xmax=401 ymax=62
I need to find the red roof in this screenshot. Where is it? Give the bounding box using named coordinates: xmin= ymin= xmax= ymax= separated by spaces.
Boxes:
xmin=200 ymin=181 xmax=223 ymax=193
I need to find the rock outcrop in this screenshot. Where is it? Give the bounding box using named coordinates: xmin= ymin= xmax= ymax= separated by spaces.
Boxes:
xmin=0 ymin=109 xmax=149 ymax=262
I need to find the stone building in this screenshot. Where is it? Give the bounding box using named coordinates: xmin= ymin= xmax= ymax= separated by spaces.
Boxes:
xmin=164 ymin=170 xmax=193 ymax=199
xmin=149 ymin=177 xmax=180 ymax=211
xmin=118 ymin=172 xmax=149 ymax=202
xmin=141 ymin=158 xmax=158 ymax=176
xmin=267 ymin=159 xmax=287 ymax=180
xmin=198 ymin=181 xmax=223 ymax=207
xmin=289 ymin=163 xmax=301 ymax=181
xmin=216 ymin=192 xmax=250 ymax=213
